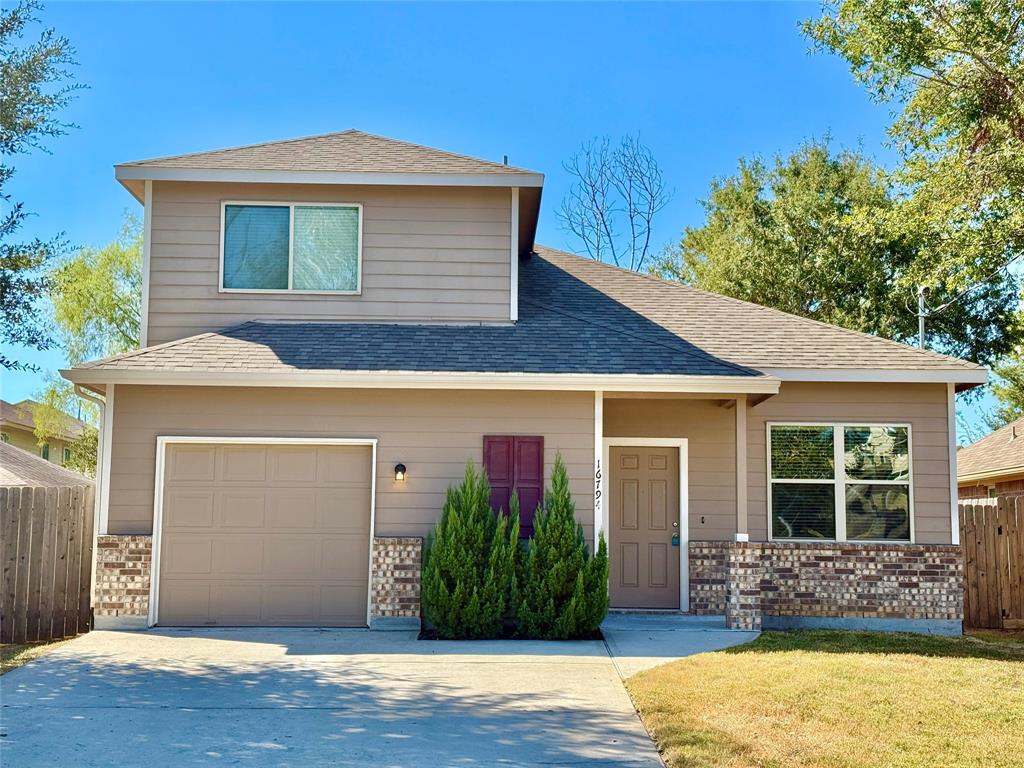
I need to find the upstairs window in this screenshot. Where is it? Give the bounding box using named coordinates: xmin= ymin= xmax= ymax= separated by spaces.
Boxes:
xmin=768 ymin=423 xmax=912 ymax=542
xmin=221 ymin=202 xmax=362 ymax=293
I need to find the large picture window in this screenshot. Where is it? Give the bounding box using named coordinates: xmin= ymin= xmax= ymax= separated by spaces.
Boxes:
xmin=221 ymin=202 xmax=362 ymax=293
xmin=768 ymin=423 xmax=912 ymax=542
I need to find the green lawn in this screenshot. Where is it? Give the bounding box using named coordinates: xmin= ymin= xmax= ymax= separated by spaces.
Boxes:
xmin=626 ymin=630 xmax=1024 ymax=768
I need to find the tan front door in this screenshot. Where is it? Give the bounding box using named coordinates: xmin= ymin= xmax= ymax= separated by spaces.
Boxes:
xmin=157 ymin=442 xmax=372 ymax=627
xmin=608 ymin=446 xmax=680 ymax=609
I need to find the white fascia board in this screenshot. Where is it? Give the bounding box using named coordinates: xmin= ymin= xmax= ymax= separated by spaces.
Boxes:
xmin=61 ymin=368 xmax=781 ymax=394
xmin=115 ymin=165 xmax=545 ymax=188
xmin=760 ymin=367 xmax=988 ymax=386
xmin=957 ymin=466 xmax=1024 ymax=484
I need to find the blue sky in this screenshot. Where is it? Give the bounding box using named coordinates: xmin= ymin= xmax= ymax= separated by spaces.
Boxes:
xmin=1 ymin=1 xmax=993 ymax=433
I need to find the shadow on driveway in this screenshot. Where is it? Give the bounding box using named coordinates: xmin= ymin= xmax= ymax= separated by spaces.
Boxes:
xmin=0 ymin=629 xmax=662 ymax=767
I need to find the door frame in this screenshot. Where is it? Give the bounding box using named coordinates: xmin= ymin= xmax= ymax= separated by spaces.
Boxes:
xmin=601 ymin=438 xmax=689 ymax=611
xmin=149 ymin=435 xmax=378 ymax=628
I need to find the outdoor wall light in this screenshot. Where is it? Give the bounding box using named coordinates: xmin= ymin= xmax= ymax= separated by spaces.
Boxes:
xmin=394 ymin=463 xmax=407 ymax=482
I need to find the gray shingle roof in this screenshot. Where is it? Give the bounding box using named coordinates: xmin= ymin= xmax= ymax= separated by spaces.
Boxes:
xmin=0 ymin=442 xmax=93 ymax=487
xmin=72 ymin=247 xmax=983 ymax=378
xmin=958 ymin=417 xmax=1024 ymax=479
xmin=118 ymin=129 xmax=537 ymax=175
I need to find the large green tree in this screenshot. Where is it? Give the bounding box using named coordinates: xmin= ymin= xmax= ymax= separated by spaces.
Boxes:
xmin=653 ymin=140 xmax=1016 ymax=364
xmin=29 ymin=216 xmax=142 ymax=470
xmin=0 ymin=0 xmax=79 ymax=370
xmin=804 ymin=0 xmax=1023 ymax=419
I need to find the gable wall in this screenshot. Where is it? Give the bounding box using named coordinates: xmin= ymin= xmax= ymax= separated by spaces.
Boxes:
xmin=147 ymin=181 xmax=512 ymax=344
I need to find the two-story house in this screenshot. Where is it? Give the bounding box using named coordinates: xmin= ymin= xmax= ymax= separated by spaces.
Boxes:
xmin=64 ymin=130 xmax=983 ymax=633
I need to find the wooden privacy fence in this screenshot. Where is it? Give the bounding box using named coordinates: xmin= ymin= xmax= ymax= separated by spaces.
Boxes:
xmin=960 ymin=495 xmax=1024 ymax=630
xmin=1 ymin=485 xmax=95 ymax=644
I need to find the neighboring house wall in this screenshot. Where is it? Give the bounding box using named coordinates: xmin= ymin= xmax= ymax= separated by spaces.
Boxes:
xmin=1 ymin=424 xmax=68 ymax=466
xmin=603 ymin=382 xmax=953 ymax=545
xmin=106 ymin=385 xmax=593 ymax=538
xmin=147 ymin=181 xmax=513 ymax=344
xmin=959 ymin=474 xmax=1024 ymax=498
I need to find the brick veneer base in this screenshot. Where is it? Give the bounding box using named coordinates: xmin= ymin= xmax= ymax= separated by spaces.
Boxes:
xmin=94 ymin=535 xmax=422 ymax=629
xmin=689 ymin=541 xmax=963 ymax=631
xmin=371 ymin=537 xmax=422 ymax=625
xmin=94 ymin=535 xmax=152 ymax=626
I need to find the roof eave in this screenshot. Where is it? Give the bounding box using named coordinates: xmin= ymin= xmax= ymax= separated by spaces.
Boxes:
xmin=957 ymin=466 xmax=1024 ymax=484
xmin=759 ymin=367 xmax=988 ymax=387
xmin=115 ymin=164 xmax=544 ymax=191
xmin=60 ymin=367 xmax=781 ymax=395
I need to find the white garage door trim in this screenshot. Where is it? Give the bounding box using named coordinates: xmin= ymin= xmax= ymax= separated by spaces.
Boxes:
xmin=148 ymin=436 xmax=378 ymax=628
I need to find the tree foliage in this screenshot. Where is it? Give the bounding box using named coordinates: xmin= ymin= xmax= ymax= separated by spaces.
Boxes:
xmin=0 ymin=0 xmax=79 ymax=370
xmin=558 ymin=135 xmax=672 ymax=271
xmin=804 ymin=1 xmax=1024 ymax=413
xmin=989 ymin=346 xmax=1024 ymax=428
xmin=514 ymin=454 xmax=609 ymax=640
xmin=653 ymin=140 xmax=1016 ymax=364
xmin=48 ymin=213 xmax=142 ymax=364
xmin=421 ymin=462 xmax=519 ymax=639
xmin=28 ymin=373 xmax=99 ymax=475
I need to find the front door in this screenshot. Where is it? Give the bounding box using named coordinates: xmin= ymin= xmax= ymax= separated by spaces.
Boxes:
xmin=608 ymin=446 xmax=680 ymax=609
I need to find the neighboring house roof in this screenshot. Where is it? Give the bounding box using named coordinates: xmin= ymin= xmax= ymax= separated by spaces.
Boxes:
xmin=0 ymin=399 xmax=87 ymax=441
xmin=118 ymin=129 xmax=539 ymax=176
xmin=958 ymin=417 xmax=1024 ymax=483
xmin=65 ymin=249 xmax=985 ymax=389
xmin=0 ymin=442 xmax=93 ymax=487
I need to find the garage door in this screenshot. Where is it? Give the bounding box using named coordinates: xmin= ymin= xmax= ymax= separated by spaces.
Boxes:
xmin=156 ymin=442 xmax=372 ymax=627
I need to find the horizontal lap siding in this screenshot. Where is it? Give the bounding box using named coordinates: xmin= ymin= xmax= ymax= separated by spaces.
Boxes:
xmin=603 ymin=383 xmax=954 ymax=546
xmin=147 ymin=182 xmax=512 ymax=344
xmin=107 ymin=386 xmax=593 ymax=540
xmin=604 ymin=399 xmax=737 ymax=541
xmin=747 ymin=382 xmax=952 ymax=544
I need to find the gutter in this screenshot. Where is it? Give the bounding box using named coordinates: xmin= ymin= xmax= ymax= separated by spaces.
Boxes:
xmin=61 ymin=368 xmax=782 ymax=395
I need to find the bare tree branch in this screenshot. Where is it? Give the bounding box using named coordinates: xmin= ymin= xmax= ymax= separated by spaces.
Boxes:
xmin=557 ymin=134 xmax=672 ymax=271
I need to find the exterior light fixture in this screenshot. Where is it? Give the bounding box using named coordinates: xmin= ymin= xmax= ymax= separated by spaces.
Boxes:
xmin=394 ymin=463 xmax=407 ymax=482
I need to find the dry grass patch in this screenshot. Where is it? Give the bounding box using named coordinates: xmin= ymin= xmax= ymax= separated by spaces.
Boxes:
xmin=1 ymin=639 xmax=70 ymax=674
xmin=626 ymin=630 xmax=1024 ymax=768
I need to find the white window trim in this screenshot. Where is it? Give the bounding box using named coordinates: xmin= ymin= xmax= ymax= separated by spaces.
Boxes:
xmin=148 ymin=436 xmax=378 ymax=628
xmin=218 ymin=200 xmax=364 ymax=295
xmin=766 ymin=421 xmax=916 ymax=544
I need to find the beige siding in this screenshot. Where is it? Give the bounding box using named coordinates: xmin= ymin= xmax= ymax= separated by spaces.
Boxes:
xmin=747 ymin=382 xmax=952 ymax=544
xmin=107 ymin=386 xmax=593 ymax=540
xmin=147 ymin=182 xmax=512 ymax=344
xmin=604 ymin=382 xmax=954 ymax=545
xmin=604 ymin=398 xmax=737 ymax=541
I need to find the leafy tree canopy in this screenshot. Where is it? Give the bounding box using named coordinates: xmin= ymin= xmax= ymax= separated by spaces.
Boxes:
xmin=48 ymin=213 xmax=142 ymax=365
xmin=804 ymin=0 xmax=1024 ymax=422
xmin=652 ymin=140 xmax=1016 ymax=364
xmin=0 ymin=0 xmax=79 ymax=370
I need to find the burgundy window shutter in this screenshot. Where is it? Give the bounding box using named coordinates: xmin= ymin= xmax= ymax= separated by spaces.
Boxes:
xmin=483 ymin=435 xmax=544 ymax=537
xmin=513 ymin=436 xmax=544 ymax=537
xmin=483 ymin=436 xmax=514 ymax=517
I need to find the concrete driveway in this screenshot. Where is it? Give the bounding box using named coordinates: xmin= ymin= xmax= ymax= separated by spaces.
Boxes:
xmin=2 ymin=629 xmax=661 ymax=767
xmin=1 ymin=618 xmax=756 ymax=767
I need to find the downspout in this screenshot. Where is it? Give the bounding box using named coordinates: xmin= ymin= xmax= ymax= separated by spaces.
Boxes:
xmin=74 ymin=384 xmax=106 ymax=628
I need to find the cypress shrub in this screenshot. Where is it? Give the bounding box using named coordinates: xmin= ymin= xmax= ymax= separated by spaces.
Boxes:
xmin=421 ymin=462 xmax=519 ymax=639
xmin=515 ymin=453 xmax=610 ymax=640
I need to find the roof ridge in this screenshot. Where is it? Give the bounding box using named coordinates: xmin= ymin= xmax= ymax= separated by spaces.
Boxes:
xmin=520 ymin=296 xmax=759 ymax=377
xmin=533 ymin=245 xmax=982 ymax=371
xmin=119 ymin=129 xmax=537 ymax=174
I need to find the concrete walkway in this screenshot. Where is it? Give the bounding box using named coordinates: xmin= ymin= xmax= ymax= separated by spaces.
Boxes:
xmin=0 ymin=618 xmax=756 ymax=767
xmin=601 ymin=614 xmax=760 ymax=677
